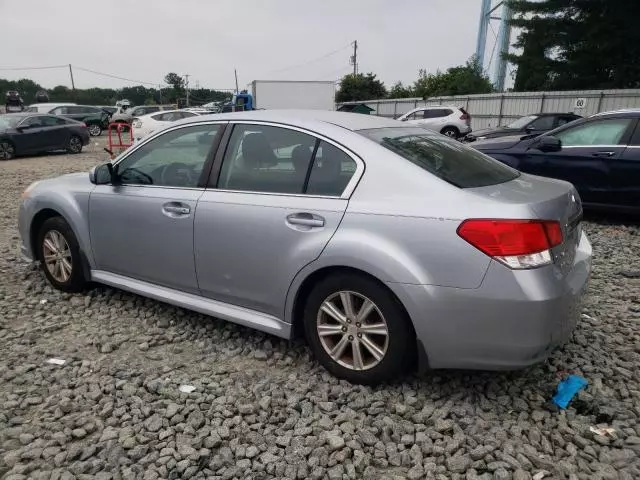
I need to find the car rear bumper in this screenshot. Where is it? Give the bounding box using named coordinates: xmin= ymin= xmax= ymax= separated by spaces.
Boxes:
xmin=389 ymin=230 xmax=592 ymax=370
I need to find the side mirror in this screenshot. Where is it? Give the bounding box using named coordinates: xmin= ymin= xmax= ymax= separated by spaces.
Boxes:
xmin=524 ymin=125 xmax=534 ymax=132
xmin=89 ymin=163 xmax=114 ymax=185
xmin=534 ymin=135 xmax=562 ymax=153
xmin=16 ymin=124 xmax=30 ymax=132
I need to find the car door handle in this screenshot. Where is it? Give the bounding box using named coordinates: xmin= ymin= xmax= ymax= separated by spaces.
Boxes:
xmin=162 ymin=202 xmax=191 ymax=217
xmin=591 ymin=151 xmax=615 ymax=157
xmin=286 ymin=213 xmax=325 ymax=228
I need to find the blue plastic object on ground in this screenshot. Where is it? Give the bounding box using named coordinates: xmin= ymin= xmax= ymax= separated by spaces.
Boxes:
xmin=552 ymin=374 xmax=588 ymax=409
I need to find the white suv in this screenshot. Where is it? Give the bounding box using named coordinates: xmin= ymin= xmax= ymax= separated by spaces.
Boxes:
xmin=397 ymin=106 xmax=472 ymax=138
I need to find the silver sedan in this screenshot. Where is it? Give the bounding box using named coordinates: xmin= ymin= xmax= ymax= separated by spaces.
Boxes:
xmin=18 ymin=110 xmax=592 ymax=384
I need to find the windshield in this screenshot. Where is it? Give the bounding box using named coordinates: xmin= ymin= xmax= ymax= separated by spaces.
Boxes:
xmin=507 ymin=115 xmax=538 ymax=129
xmin=359 ymin=127 xmax=519 ymax=188
xmin=0 ymin=116 xmax=21 ymax=129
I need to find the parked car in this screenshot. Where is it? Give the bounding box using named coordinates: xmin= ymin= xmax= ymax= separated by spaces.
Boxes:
xmin=464 ymin=113 xmax=582 ymax=142
xmin=472 ymin=109 xmax=640 ymax=213
xmin=111 ymin=105 xmax=175 ymax=124
xmin=0 ymin=113 xmax=89 ymax=160
xmin=48 ymin=105 xmax=111 ymax=136
xmin=25 ymin=102 xmax=77 ymax=113
xmin=5 ymin=90 xmax=25 ymax=112
xmin=132 ymin=109 xmax=206 ymax=142
xmin=397 ymin=105 xmax=472 ymax=138
xmin=100 ymin=106 xmax=118 ymax=116
xmin=18 ymin=110 xmax=591 ymax=384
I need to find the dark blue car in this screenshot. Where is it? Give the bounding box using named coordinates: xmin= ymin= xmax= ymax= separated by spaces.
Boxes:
xmin=472 ymin=110 xmax=640 ymax=213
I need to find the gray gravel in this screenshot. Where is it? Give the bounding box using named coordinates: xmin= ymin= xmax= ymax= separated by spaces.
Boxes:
xmin=1 ymin=143 xmax=640 ymax=479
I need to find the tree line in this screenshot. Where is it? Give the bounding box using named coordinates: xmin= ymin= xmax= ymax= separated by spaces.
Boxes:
xmin=507 ymin=0 xmax=640 ymax=92
xmin=1 ymin=72 xmax=231 ymax=107
xmin=336 ymin=58 xmax=494 ymax=103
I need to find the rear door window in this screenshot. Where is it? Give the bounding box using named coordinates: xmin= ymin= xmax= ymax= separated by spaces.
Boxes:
xmin=306 ymin=141 xmax=357 ymax=196
xmin=217 ymin=124 xmax=357 ymax=196
xmin=529 ymin=116 xmax=555 ymax=130
xmin=554 ymin=118 xmax=634 ymax=146
xmin=359 ymin=126 xmax=519 ymax=188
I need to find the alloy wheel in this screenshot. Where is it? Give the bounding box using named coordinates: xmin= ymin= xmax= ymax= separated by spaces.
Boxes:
xmin=316 ymin=291 xmax=390 ymax=371
xmin=0 ymin=141 xmax=15 ymax=160
xmin=69 ymin=136 xmax=82 ymax=153
xmin=88 ymin=124 xmax=101 ymax=136
xmin=42 ymin=230 xmax=72 ymax=283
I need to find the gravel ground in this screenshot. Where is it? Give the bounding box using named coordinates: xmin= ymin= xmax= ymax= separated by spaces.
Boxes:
xmin=0 ymin=142 xmax=639 ymax=480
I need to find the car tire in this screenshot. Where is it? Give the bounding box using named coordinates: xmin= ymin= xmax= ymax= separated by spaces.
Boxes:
xmin=88 ymin=124 xmax=102 ymax=136
xmin=0 ymin=140 xmax=16 ymax=160
xmin=37 ymin=216 xmax=86 ymax=293
xmin=303 ymin=273 xmax=415 ymax=385
xmin=67 ymin=135 xmax=83 ymax=154
xmin=441 ymin=126 xmax=460 ymax=138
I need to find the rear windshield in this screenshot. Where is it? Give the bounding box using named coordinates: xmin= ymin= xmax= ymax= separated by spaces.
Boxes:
xmin=359 ymin=127 xmax=519 ymax=188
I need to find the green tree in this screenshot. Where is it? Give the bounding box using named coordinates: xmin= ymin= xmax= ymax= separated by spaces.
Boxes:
xmin=388 ymin=81 xmax=414 ymax=98
xmin=336 ymin=73 xmax=387 ymax=102
xmin=164 ymin=72 xmax=184 ymax=95
xmin=508 ymin=0 xmax=640 ymax=90
xmin=1 ymin=75 xmax=233 ymax=107
xmin=412 ymin=57 xmax=493 ymax=99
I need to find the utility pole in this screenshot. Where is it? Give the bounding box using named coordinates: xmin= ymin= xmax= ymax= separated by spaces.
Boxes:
xmin=351 ymin=41 xmax=358 ymax=76
xmin=68 ymin=64 xmax=76 ymax=98
xmin=234 ymin=69 xmax=239 ymax=93
xmin=184 ymin=74 xmax=190 ymax=107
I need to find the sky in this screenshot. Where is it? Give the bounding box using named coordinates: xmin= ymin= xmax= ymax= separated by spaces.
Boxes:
xmin=0 ymin=0 xmax=484 ymax=92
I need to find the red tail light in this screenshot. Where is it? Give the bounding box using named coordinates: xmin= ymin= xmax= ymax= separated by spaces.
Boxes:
xmin=81 ymin=123 xmax=87 ymax=128
xmin=457 ymin=219 xmax=563 ymax=268
xmin=459 ymin=108 xmax=471 ymax=125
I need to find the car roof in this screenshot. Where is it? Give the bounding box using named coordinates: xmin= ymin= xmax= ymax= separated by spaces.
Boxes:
xmin=27 ymin=102 xmax=76 ymax=107
xmin=592 ymin=108 xmax=640 ymax=118
xmin=136 ymin=109 xmax=187 ymax=118
xmin=3 ymin=112 xmax=40 ymax=118
xmin=531 ymin=112 xmax=581 ymax=116
xmin=173 ymin=109 xmax=403 ymax=131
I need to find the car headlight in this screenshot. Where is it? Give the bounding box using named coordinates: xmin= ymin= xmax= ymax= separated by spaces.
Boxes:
xmin=21 ymin=181 xmax=41 ymax=199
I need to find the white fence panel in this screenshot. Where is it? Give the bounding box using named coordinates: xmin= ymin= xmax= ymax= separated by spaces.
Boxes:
xmin=338 ymin=89 xmax=640 ymax=130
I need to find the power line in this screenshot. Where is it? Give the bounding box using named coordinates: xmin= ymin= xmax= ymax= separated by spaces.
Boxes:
xmin=0 ymin=65 xmax=67 ymax=71
xmin=72 ymin=65 xmax=163 ymax=87
xmin=266 ymin=43 xmax=352 ymax=75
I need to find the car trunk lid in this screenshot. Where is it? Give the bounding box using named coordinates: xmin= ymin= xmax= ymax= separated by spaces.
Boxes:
xmin=467 ymin=173 xmax=583 ymax=274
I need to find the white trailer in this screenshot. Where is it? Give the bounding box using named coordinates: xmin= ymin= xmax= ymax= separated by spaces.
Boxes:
xmin=250 ymin=80 xmax=335 ymax=110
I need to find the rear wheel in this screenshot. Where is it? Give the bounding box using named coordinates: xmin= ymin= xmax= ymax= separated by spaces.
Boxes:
xmin=303 ymin=273 xmax=414 ymax=385
xmin=88 ymin=124 xmax=102 ymax=136
xmin=67 ymin=135 xmax=83 ymax=154
xmin=0 ymin=141 xmax=15 ymax=160
xmin=441 ymin=126 xmax=460 ymax=138
xmin=37 ymin=217 xmax=86 ymax=292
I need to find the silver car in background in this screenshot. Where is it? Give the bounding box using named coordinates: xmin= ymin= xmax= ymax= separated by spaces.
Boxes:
xmin=18 ymin=110 xmax=591 ymax=384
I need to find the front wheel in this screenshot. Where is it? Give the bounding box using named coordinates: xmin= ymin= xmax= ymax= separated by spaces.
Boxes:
xmin=0 ymin=141 xmax=15 ymax=160
xmin=303 ymin=273 xmax=415 ymax=385
xmin=88 ymin=124 xmax=102 ymax=136
xmin=37 ymin=217 xmax=86 ymax=292
xmin=441 ymin=126 xmax=460 ymax=138
xmin=67 ymin=135 xmax=83 ymax=154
